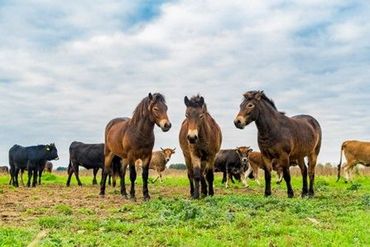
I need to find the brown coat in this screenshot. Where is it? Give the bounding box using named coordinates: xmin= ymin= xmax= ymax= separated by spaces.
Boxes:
xmin=337 ymin=140 xmax=370 ymax=182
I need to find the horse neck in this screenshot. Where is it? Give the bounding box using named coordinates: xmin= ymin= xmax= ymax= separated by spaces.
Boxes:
xmin=255 ymin=102 xmax=283 ymax=138
xmin=130 ymin=115 xmax=155 ymax=139
xmin=198 ymin=114 xmax=212 ymax=138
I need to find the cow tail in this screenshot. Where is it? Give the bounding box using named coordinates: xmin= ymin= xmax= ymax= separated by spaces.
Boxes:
xmin=8 ymin=151 xmax=14 ymax=185
xmin=337 ymin=142 xmax=345 ymax=182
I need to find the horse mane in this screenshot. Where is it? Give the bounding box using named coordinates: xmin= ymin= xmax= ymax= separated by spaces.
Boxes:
xmin=244 ymin=90 xmax=277 ymax=111
xmin=188 ymin=94 xmax=208 ymax=112
xmin=131 ymin=93 xmax=166 ymax=125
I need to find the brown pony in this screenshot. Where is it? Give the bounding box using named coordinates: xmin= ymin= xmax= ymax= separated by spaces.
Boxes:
xmin=234 ymin=91 xmax=322 ymax=198
xmin=100 ymin=93 xmax=171 ymax=201
xmin=179 ymin=95 xmax=222 ymax=199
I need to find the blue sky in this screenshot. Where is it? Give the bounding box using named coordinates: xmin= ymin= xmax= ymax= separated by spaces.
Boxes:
xmin=1 ymin=0 xmax=370 ymax=167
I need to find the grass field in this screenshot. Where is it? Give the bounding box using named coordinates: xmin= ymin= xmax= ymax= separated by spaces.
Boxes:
xmin=0 ymin=169 xmax=369 ymax=247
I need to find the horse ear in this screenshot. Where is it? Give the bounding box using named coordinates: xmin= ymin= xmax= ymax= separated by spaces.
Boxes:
xmin=255 ymin=91 xmax=263 ymax=101
xmin=200 ymin=96 xmax=204 ymax=106
xmin=243 ymin=92 xmax=253 ymax=99
xmin=148 ymin=93 xmax=153 ymax=100
xmin=184 ymin=96 xmax=190 ymax=106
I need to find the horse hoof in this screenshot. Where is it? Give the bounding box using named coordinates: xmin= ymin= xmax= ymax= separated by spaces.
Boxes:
xmin=122 ymin=194 xmax=128 ymax=199
xmin=288 ymin=193 xmax=294 ymax=198
xmin=143 ymin=196 xmax=151 ymax=201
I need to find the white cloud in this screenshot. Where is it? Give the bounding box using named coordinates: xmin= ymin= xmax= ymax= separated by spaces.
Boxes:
xmin=0 ymin=0 xmax=370 ymax=167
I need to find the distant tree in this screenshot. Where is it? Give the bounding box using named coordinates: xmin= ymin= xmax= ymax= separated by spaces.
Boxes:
xmin=168 ymin=163 xmax=187 ymax=170
xmin=56 ymin=166 xmax=67 ymax=171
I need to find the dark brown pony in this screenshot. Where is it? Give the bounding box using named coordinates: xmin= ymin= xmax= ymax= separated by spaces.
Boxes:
xmin=234 ymin=90 xmax=321 ymax=198
xmin=179 ymin=95 xmax=222 ymax=199
xmin=100 ymin=93 xmax=171 ymax=201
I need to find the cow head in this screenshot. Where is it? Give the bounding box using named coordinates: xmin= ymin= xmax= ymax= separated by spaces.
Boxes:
xmin=161 ymin=147 xmax=176 ymax=163
xmin=235 ymin=146 xmax=253 ymax=168
xmin=45 ymin=143 xmax=59 ymax=161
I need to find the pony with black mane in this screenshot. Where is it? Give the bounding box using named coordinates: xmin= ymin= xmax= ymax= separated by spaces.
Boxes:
xmin=100 ymin=93 xmax=171 ymax=201
xmin=234 ymin=90 xmax=322 ymax=198
xmin=179 ymin=95 xmax=222 ymax=199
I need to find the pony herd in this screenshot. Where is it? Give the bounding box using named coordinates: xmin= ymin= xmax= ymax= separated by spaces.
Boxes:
xmin=4 ymin=90 xmax=369 ymax=201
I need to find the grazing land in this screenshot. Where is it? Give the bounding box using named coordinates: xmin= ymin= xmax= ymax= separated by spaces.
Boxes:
xmin=0 ymin=168 xmax=369 ymax=247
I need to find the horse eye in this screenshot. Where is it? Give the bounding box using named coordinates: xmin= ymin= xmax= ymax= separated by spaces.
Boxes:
xmin=153 ymin=107 xmax=159 ymax=111
xmin=247 ymin=103 xmax=254 ymax=108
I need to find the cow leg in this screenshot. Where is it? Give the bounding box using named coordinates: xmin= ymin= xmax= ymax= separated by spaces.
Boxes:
xmin=100 ymin=152 xmax=114 ymax=197
xmin=92 ymin=167 xmax=98 ymax=185
xmin=298 ymin=159 xmax=308 ymax=197
xmin=66 ymin=164 xmax=74 ymax=187
xmin=206 ymin=168 xmax=214 ymax=196
xmin=243 ymin=166 xmax=253 ymax=188
xmin=38 ymin=169 xmax=42 ymax=185
xmin=74 ymin=166 xmax=82 ymax=186
xmin=141 ymin=158 xmax=151 ymax=201
xmin=32 ymin=169 xmax=38 ymax=187
xmin=27 ymin=168 xmax=32 ymax=187
xmin=14 ymin=168 xmax=20 ymax=187
xmin=222 ymin=171 xmax=226 ymax=184
xmin=20 ymin=169 xmax=25 ymax=186
xmin=159 ymin=172 xmax=163 ymax=183
xmin=307 ymin=154 xmax=318 ymax=197
xmin=129 ymin=164 xmax=137 ymax=200
xmin=225 ymin=164 xmax=229 ymax=188
xmin=120 ymin=160 xmax=128 ymax=199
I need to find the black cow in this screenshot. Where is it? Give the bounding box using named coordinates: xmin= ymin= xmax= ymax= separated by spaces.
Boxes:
xmin=214 ymin=146 xmax=253 ymax=188
xmin=67 ymin=141 xmax=121 ymax=186
xmin=9 ymin=143 xmax=59 ymax=187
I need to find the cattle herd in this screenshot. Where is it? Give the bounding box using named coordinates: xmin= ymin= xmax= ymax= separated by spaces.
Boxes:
xmin=3 ymin=91 xmax=370 ymax=201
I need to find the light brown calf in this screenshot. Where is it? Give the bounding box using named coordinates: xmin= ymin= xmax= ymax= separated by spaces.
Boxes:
xmin=337 ymin=140 xmax=370 ymax=182
xmin=149 ymin=148 xmax=176 ymax=182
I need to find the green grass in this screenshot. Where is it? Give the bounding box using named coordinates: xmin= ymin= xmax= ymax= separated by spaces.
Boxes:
xmin=0 ymin=173 xmax=369 ymax=247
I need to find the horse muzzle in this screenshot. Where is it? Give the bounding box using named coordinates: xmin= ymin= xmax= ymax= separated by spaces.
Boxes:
xmin=234 ymin=116 xmax=247 ymax=129
xmin=187 ymin=135 xmax=198 ymax=144
xmin=159 ymin=120 xmax=172 ymax=132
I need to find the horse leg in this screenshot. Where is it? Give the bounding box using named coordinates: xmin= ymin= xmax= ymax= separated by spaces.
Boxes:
xmin=191 ymin=155 xmax=202 ymax=199
xmin=120 ymin=160 xmax=128 ymax=199
xmin=129 ymin=164 xmax=137 ymax=200
xmin=92 ymin=168 xmax=98 ymax=185
xmin=100 ymin=152 xmax=114 ymax=197
xmin=307 ymin=154 xmax=318 ymax=197
xmin=282 ymin=166 xmax=294 ymax=198
xmin=142 ymin=158 xmax=151 ymax=201
xmin=298 ymin=158 xmax=308 ymax=197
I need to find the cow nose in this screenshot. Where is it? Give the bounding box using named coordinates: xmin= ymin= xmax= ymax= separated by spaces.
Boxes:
xmin=187 ymin=135 xmax=198 ymax=144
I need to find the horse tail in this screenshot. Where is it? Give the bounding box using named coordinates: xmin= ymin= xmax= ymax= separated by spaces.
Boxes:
xmin=337 ymin=142 xmax=346 ymax=182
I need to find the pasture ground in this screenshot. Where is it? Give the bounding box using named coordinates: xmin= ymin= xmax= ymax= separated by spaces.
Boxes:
xmin=0 ymin=168 xmax=369 ymax=247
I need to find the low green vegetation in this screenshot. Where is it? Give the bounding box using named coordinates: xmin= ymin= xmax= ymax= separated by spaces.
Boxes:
xmin=0 ymin=172 xmax=369 ymax=246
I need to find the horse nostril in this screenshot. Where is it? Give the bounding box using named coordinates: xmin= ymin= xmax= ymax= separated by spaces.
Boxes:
xmin=164 ymin=122 xmax=171 ymax=129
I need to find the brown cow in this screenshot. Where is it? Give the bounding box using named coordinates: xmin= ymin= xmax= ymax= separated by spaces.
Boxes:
xmin=44 ymin=161 xmax=53 ymax=173
xmin=150 ymin=148 xmax=176 ymax=183
xmin=337 ymin=140 xmax=370 ymax=182
xmin=0 ymin=166 xmax=9 ymax=173
xmin=244 ymin=151 xmax=301 ymax=187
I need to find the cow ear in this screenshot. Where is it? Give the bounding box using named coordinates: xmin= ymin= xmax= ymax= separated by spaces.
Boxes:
xmin=172 ymin=147 xmax=176 ymax=153
xmin=148 ymin=93 xmax=153 ymax=100
xmin=160 ymin=147 xmax=164 ymax=151
xmin=184 ymin=96 xmax=190 ymax=107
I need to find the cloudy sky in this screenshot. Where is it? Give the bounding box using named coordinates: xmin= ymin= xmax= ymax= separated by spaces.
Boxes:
xmin=1 ymin=0 xmax=370 ymax=167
